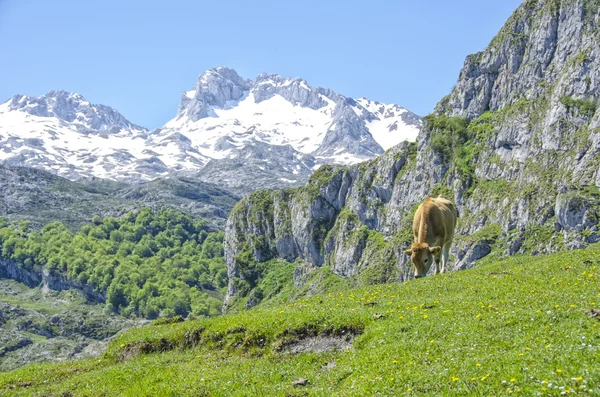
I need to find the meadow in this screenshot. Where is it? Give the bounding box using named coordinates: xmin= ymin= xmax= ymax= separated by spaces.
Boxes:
xmin=1 ymin=244 xmax=599 ymax=396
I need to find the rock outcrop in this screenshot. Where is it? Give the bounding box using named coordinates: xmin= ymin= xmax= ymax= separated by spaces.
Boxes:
xmin=223 ymin=0 xmax=600 ymax=309
xmin=0 ymin=259 xmax=106 ymax=302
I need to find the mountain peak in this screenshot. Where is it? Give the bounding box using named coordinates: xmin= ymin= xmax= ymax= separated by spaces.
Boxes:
xmin=45 ymin=90 xmax=86 ymax=100
xmin=198 ymin=67 xmax=249 ymax=86
xmin=167 ymin=67 xmax=422 ymax=175
xmin=174 ymin=67 xmax=251 ymax=122
xmin=4 ymin=91 xmax=145 ymax=132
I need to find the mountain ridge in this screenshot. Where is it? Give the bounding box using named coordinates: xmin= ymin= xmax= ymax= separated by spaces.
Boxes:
xmin=0 ymin=164 xmax=239 ymax=230
xmin=0 ymin=68 xmax=421 ymax=194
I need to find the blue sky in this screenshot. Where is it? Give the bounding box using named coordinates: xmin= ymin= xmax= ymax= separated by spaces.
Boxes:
xmin=0 ymin=0 xmax=522 ymax=129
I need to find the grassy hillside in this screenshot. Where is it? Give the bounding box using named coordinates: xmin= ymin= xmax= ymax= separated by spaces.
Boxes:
xmin=1 ymin=245 xmax=599 ymax=396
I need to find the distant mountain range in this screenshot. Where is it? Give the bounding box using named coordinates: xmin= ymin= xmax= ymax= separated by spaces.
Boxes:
xmin=0 ymin=164 xmax=239 ymax=230
xmin=0 ymin=68 xmax=421 ymax=194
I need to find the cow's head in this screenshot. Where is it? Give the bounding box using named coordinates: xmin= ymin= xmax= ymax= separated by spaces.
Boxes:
xmin=403 ymin=243 xmax=441 ymax=278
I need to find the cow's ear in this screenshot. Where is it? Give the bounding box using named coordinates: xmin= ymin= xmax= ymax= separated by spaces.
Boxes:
xmin=429 ymin=246 xmax=441 ymax=255
xmin=403 ymin=249 xmax=412 ymax=256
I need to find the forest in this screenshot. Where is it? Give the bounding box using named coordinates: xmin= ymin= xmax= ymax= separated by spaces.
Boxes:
xmin=0 ymin=208 xmax=227 ymax=319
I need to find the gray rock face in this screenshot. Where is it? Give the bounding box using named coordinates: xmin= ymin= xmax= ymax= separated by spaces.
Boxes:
xmin=253 ymin=73 xmax=332 ymax=110
xmin=196 ymin=140 xmax=316 ymax=195
xmin=223 ymin=0 xmax=600 ymax=309
xmin=315 ymin=104 xmax=384 ymax=160
xmin=455 ymin=241 xmax=492 ymax=270
xmin=176 ymin=67 xmax=251 ymax=121
xmin=437 ymin=0 xmax=600 ymax=120
xmin=0 ymin=259 xmax=106 ymax=302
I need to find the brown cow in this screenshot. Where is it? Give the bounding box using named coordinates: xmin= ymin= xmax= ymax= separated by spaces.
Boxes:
xmin=404 ymin=197 xmax=457 ymax=278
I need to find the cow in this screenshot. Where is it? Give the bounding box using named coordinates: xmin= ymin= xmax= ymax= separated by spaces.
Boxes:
xmin=404 ymin=197 xmax=457 ymax=278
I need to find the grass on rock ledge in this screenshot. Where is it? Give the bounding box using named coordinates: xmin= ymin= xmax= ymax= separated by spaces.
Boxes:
xmin=1 ymin=245 xmax=600 ymax=396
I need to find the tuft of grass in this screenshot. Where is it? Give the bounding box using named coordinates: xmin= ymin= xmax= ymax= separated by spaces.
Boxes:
xmin=465 ymin=223 xmax=503 ymax=244
xmin=1 ymin=245 xmax=600 ymax=396
xmin=560 ymin=96 xmax=598 ymax=116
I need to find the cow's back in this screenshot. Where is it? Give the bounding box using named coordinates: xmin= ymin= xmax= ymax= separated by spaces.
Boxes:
xmin=411 ymin=197 xmax=456 ymax=243
xmin=431 ymin=197 xmax=457 ymax=240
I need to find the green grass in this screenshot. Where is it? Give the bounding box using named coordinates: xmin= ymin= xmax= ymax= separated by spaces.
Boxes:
xmin=560 ymin=96 xmax=598 ymax=116
xmin=2 ymin=245 xmax=600 ymax=396
xmin=0 ymin=280 xmax=72 ymax=316
xmin=0 ymin=296 xmax=63 ymax=316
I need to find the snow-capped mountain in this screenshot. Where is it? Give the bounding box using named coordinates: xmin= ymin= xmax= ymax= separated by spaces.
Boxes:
xmin=0 ymin=90 xmax=208 ymax=182
xmin=0 ymin=68 xmax=422 ymax=193
xmin=162 ymin=67 xmax=421 ymax=164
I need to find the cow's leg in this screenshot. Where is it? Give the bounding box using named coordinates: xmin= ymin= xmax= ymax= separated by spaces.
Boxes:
xmin=434 ymin=254 xmax=442 ymax=274
xmin=441 ymin=240 xmax=452 ymax=273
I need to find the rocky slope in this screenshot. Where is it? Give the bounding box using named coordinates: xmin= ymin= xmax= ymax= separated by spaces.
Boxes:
xmin=0 ymin=279 xmax=143 ymax=371
xmin=0 ymin=165 xmax=238 ymax=230
xmin=223 ymin=0 xmax=600 ymax=308
xmin=0 ymin=71 xmax=421 ymax=194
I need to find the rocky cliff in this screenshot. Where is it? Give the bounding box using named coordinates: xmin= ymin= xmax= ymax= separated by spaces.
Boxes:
xmin=223 ymin=0 xmax=600 ymax=309
xmin=0 ymin=259 xmax=106 ymax=302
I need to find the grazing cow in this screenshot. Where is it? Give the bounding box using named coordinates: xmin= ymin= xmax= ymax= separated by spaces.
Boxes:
xmin=404 ymin=197 xmax=457 ymax=278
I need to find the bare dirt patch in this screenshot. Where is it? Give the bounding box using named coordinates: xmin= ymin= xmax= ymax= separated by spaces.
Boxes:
xmin=278 ymin=334 xmax=356 ymax=354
